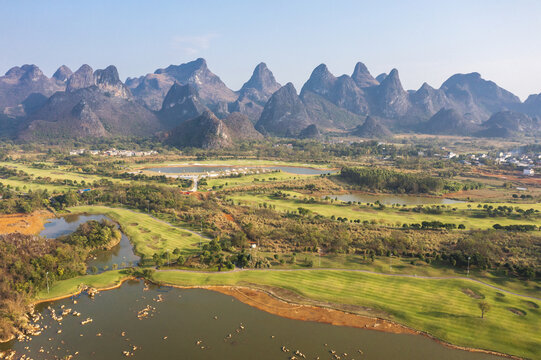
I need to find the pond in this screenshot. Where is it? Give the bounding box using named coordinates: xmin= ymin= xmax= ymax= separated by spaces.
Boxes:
xmin=147 ymin=165 xmax=336 ymax=175
xmin=324 ymin=193 xmax=464 ymax=206
xmin=40 ymin=214 xmax=109 ymax=239
xmin=40 ymin=214 xmax=139 ymax=274
xmin=1 ymin=280 xmax=504 ymax=360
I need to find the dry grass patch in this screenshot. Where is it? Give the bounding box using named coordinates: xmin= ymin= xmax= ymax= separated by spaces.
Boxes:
xmin=0 ymin=211 xmax=51 ymax=235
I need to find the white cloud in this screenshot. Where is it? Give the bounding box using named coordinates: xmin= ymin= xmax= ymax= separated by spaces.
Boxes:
xmin=170 ymin=34 xmax=219 ymax=55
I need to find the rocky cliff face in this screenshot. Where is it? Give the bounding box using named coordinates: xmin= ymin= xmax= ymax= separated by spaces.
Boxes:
xmin=125 ymin=73 xmax=174 ymax=111
xmin=164 ymin=110 xmax=232 ymax=149
xmin=66 ymin=65 xmax=95 ymax=92
xmin=2 ymin=58 xmax=541 ymax=142
xmin=233 ymin=63 xmax=282 ymax=123
xmin=350 ymin=116 xmax=392 ymax=138
xmin=351 ymin=62 xmax=379 ymax=88
xmin=238 ymin=62 xmax=281 ymax=105
xmin=0 ymin=64 xmax=67 ymax=117
xmin=299 ymin=64 xmax=369 ymax=127
xmin=94 ymin=65 xmax=131 ymax=99
xmin=222 ymin=112 xmax=263 ymax=141
xmin=521 ymin=93 xmax=541 ymax=118
xmin=439 ymin=72 xmax=521 ymax=123
xmin=52 ymin=65 xmax=73 ymax=83
xmin=20 ymin=82 xmax=159 ymax=140
xmin=369 ymin=69 xmax=410 ymax=119
xmin=409 ymin=82 xmax=452 ymax=118
xmin=128 ymin=58 xmax=236 ymax=113
xmin=256 ymin=83 xmax=311 ymax=137
xmin=475 ymin=111 xmax=540 ymax=138
xmin=420 ymin=108 xmax=479 ymax=136
xmin=158 ymin=83 xmax=208 ymax=129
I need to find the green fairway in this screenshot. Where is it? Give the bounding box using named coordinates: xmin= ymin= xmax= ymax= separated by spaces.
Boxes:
xmin=204 ymin=171 xmax=309 ymax=189
xmin=0 ymin=178 xmax=73 ymax=192
xmin=153 ymin=269 xmax=541 ymax=359
xmin=0 ymin=162 xmax=108 ymax=183
xmin=257 ymin=251 xmax=541 ymax=298
xmin=230 ymin=193 xmax=541 ymax=230
xmin=69 ymin=206 xmax=208 ymax=257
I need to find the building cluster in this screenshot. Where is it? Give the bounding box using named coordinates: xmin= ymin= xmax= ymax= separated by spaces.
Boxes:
xmin=447 ymin=150 xmax=540 ymax=176
xmin=69 ymin=148 xmax=158 ymax=157
xmin=496 ymin=152 xmax=540 ymax=175
xmin=458 ymin=153 xmax=489 ymax=166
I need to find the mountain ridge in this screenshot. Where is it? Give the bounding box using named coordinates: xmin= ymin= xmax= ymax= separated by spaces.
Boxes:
xmin=1 ymin=58 xmax=540 ymax=144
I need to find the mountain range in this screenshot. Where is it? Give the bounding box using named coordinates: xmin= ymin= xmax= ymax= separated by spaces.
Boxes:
xmin=1 ymin=58 xmax=540 ymax=147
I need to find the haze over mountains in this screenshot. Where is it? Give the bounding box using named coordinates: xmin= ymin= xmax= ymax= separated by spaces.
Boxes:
xmin=1 ymin=58 xmax=540 ymax=147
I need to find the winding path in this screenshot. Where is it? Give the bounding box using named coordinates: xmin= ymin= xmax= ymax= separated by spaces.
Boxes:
xmin=155 ymin=267 xmax=541 ymax=301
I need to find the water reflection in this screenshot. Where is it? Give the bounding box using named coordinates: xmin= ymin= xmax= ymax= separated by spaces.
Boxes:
xmin=40 ymin=214 xmax=139 ymax=274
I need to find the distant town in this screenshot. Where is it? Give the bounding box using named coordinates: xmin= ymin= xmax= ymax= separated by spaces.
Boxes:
xmin=69 ymin=148 xmax=158 ymax=157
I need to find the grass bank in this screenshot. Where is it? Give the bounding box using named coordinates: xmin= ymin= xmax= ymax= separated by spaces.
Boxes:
xmin=35 ymin=270 xmax=128 ymax=302
xmin=153 ymin=269 xmax=541 ymax=359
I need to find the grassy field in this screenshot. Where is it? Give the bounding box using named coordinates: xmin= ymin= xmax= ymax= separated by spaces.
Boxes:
xmin=35 ymin=270 xmax=128 ymax=301
xmin=0 ymin=178 xmax=73 ymax=192
xmin=153 ymin=269 xmax=541 ymax=359
xmin=229 ymin=193 xmax=541 ymax=230
xmin=256 ymin=252 xmax=541 ymax=298
xmin=0 ymin=162 xmax=107 ymax=183
xmin=204 ymin=171 xmax=310 ymax=189
xmin=69 ymin=206 xmax=208 ymax=257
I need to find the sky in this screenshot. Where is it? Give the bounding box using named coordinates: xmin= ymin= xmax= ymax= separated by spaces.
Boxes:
xmin=1 ymin=0 xmax=541 ymax=100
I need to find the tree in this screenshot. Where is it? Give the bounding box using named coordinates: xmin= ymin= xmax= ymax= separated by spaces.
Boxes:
xmin=478 ymin=301 xmax=491 ymax=318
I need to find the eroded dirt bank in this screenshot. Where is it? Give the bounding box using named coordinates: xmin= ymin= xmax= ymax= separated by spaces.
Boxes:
xmin=208 ymin=285 xmax=414 ymax=334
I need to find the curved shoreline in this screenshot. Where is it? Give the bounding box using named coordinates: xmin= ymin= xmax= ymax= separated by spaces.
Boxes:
xmin=159 ymin=282 xmax=522 ymax=360
xmin=32 ymin=276 xmax=136 ymax=306
xmin=2 ymin=277 xmax=523 ymax=359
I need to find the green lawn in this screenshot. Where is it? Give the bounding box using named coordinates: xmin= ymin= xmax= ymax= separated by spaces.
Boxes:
xmin=0 ymin=162 xmax=107 ymax=183
xmin=69 ymin=206 xmax=208 ymax=257
xmin=204 ymin=171 xmax=310 ymax=189
xmin=257 ymin=252 xmax=541 ymax=298
xmin=153 ymin=269 xmax=541 ymax=359
xmin=0 ymin=178 xmax=73 ymax=192
xmin=230 ymin=193 xmax=541 ymax=230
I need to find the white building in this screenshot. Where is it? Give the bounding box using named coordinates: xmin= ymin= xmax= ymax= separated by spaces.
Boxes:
xmin=523 ymin=168 xmax=535 ymax=176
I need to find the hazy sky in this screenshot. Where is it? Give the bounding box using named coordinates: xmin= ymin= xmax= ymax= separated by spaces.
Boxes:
xmin=1 ymin=0 xmax=540 ymax=100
